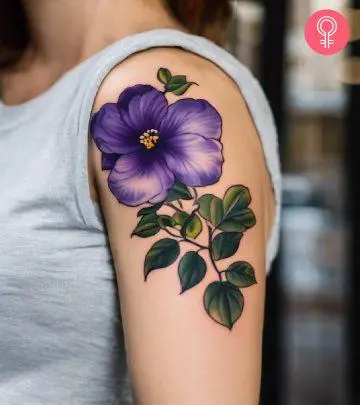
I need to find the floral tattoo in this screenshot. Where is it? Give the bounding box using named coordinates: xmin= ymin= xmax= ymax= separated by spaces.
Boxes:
xmin=91 ymin=68 xmax=257 ymax=330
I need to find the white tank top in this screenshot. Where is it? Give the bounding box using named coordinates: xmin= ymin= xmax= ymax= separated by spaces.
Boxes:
xmin=0 ymin=29 xmax=281 ymax=404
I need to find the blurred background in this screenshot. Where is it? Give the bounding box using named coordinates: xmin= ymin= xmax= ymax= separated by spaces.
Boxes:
xmin=227 ymin=0 xmax=360 ymax=404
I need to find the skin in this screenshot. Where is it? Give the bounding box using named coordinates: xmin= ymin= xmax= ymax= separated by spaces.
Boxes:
xmin=1 ymin=1 xmax=276 ymax=403
xmin=1 ymin=0 xmax=182 ymax=104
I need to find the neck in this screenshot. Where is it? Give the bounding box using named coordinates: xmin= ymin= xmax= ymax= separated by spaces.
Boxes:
xmin=22 ymin=0 xmax=180 ymax=67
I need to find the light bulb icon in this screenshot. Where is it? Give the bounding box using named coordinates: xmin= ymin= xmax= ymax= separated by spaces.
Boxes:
xmin=316 ymin=15 xmax=338 ymax=49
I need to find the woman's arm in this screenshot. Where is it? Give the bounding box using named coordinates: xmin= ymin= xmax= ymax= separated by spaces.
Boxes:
xmin=89 ymin=48 xmax=275 ymax=405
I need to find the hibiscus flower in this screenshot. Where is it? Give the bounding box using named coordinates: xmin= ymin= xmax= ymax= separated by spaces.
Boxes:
xmin=91 ymin=85 xmax=223 ymax=207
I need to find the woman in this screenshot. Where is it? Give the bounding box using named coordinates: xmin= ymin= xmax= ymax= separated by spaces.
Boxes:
xmin=0 ymin=0 xmax=280 ymax=404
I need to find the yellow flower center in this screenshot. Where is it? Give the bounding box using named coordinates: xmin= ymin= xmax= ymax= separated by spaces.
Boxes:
xmin=139 ymin=129 xmax=159 ymax=150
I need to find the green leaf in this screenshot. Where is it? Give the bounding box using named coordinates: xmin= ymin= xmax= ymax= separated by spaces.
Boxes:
xmin=198 ymin=189 xmax=255 ymax=232
xmin=210 ymin=197 xmax=223 ymax=227
xmin=165 ymin=75 xmax=196 ymax=95
xmin=180 ymin=213 xmax=203 ymax=239
xmin=173 ymin=211 xmax=189 ymax=226
xmin=218 ymin=208 xmax=256 ymax=233
xmin=157 ymin=67 xmax=172 ymax=85
xmin=181 ymin=213 xmax=194 ymax=238
xmin=166 ymin=179 xmax=192 ymax=202
xmin=144 ymin=239 xmax=180 ymax=279
xmin=223 ymin=185 xmax=251 ymax=216
xmin=186 ymin=214 xmax=203 ymax=239
xmin=198 ymin=194 xmax=213 ymax=221
xmin=132 ymin=214 xmax=160 ymax=238
xmin=226 ymin=262 xmax=257 ymax=288
xmin=132 ymin=222 xmax=160 ymax=238
xmin=219 ymin=185 xmax=255 ymax=232
xmin=211 ymin=232 xmax=242 ymax=261
xmin=178 ymin=252 xmax=207 ymax=293
xmin=198 ymin=195 xmax=224 ymax=227
xmin=166 ymin=75 xmax=186 ymax=90
xmin=137 ymin=202 xmax=163 ymax=217
xmin=158 ymin=215 xmax=176 ymax=228
xmin=204 ymin=281 xmax=244 ymax=329
xmin=172 ymin=82 xmax=196 ymax=96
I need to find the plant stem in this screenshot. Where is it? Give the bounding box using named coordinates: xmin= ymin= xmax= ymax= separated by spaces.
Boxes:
xmin=177 ymin=199 xmax=184 ymax=209
xmin=192 ymin=187 xmax=199 ymax=202
xmin=164 ymin=199 xmax=208 ymax=250
xmin=163 ymin=194 xmax=223 ymax=282
xmin=163 ymin=228 xmax=207 ymax=250
xmin=163 ymin=228 xmax=182 ymax=239
xmin=207 ymin=224 xmax=222 ymax=281
xmin=180 ymin=239 xmax=208 ymax=250
xmin=191 ymin=207 xmax=200 ymax=215
xmin=165 ymin=202 xmax=182 ymax=213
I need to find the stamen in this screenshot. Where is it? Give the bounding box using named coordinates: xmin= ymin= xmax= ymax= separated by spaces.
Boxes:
xmin=139 ymin=129 xmax=160 ymax=150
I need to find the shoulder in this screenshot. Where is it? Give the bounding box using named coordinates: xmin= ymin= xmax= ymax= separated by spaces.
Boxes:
xmin=90 ymin=46 xmax=276 ymax=241
xmin=93 ymin=46 xmax=245 ymax=111
xmin=92 ymin=46 xmax=265 ymax=163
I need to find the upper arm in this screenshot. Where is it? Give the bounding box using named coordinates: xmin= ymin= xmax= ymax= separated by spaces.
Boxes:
xmin=89 ymin=48 xmax=275 ymax=405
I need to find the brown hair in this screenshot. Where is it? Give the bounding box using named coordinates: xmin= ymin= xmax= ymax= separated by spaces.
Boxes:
xmin=0 ymin=0 xmax=232 ymax=69
xmin=166 ymin=0 xmax=232 ymax=44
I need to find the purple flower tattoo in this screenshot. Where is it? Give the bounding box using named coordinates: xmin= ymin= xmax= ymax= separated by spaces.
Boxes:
xmin=90 ymin=68 xmax=257 ymax=330
xmin=91 ymin=83 xmax=223 ymax=207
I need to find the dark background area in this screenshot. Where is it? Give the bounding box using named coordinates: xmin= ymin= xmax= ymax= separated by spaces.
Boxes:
xmin=228 ymin=0 xmax=360 ymax=404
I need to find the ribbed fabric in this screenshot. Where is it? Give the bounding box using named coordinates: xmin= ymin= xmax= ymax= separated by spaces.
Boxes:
xmin=0 ymin=29 xmax=281 ymax=404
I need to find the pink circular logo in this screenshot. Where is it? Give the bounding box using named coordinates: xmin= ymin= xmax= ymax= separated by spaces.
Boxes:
xmin=305 ymin=9 xmax=350 ymax=55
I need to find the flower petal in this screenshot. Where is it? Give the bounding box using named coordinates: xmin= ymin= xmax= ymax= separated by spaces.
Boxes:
xmin=118 ymin=85 xmax=168 ymax=136
xmin=163 ymin=135 xmax=223 ymax=187
xmin=118 ymin=85 xmax=157 ymax=110
xmin=160 ymin=99 xmax=222 ymax=141
xmin=101 ymin=153 xmax=119 ymax=171
xmin=108 ymin=153 xmax=175 ymax=207
xmin=91 ymin=103 xmax=141 ymax=154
